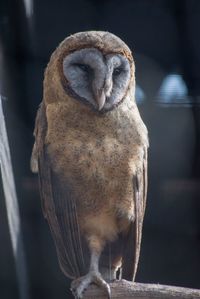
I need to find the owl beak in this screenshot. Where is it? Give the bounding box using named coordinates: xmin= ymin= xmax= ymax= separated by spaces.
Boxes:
xmin=95 ymin=90 xmax=106 ymax=111
xmin=95 ymin=78 xmax=112 ymax=110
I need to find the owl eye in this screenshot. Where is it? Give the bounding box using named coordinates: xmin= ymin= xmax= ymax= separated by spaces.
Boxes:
xmin=74 ymin=63 xmax=91 ymax=73
xmin=113 ymin=67 xmax=123 ymax=76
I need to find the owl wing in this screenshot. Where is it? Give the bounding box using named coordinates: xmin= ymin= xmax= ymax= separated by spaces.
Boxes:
xmin=121 ymin=147 xmax=148 ymax=281
xmin=31 ymin=102 xmax=86 ymax=279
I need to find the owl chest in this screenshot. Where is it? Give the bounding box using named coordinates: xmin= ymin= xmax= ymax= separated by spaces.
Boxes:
xmin=47 ymin=123 xmax=140 ymax=214
xmin=48 ymin=127 xmax=137 ymax=180
xmin=46 ymin=102 xmax=142 ymax=183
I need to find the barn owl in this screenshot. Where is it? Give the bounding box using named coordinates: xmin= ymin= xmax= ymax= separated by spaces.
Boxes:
xmin=31 ymin=31 xmax=148 ymax=298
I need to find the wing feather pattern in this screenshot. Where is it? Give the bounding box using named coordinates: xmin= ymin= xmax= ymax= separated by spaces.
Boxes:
xmin=122 ymin=147 xmax=148 ymax=281
xmin=32 ymin=102 xmax=86 ymax=279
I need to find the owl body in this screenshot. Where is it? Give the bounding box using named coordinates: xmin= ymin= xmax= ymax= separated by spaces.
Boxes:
xmin=32 ymin=31 xmax=148 ymax=297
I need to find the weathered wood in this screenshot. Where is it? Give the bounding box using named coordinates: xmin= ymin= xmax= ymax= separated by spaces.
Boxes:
xmin=0 ymin=96 xmax=29 ymax=299
xmin=83 ymin=280 xmax=200 ymax=299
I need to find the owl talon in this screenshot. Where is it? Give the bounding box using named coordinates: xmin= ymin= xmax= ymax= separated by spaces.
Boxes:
xmin=71 ymin=272 xmax=111 ymax=299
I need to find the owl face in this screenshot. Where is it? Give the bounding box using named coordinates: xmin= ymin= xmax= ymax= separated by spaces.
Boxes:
xmin=62 ymin=48 xmax=131 ymax=112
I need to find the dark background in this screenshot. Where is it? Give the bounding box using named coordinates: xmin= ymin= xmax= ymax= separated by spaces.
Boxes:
xmin=0 ymin=0 xmax=200 ymax=298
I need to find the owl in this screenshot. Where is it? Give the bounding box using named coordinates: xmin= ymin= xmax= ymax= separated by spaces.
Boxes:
xmin=31 ymin=31 xmax=148 ymax=299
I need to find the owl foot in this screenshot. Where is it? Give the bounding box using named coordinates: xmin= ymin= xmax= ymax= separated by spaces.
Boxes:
xmin=71 ymin=271 xmax=111 ymax=299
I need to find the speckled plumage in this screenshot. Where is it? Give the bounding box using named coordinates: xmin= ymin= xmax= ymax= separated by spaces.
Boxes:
xmin=31 ymin=31 xmax=148 ymax=298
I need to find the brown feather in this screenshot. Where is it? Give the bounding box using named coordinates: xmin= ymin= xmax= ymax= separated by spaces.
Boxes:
xmin=122 ymin=147 xmax=148 ymax=280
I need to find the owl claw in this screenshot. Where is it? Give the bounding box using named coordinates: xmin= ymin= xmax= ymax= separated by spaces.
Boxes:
xmin=71 ymin=271 xmax=111 ymax=299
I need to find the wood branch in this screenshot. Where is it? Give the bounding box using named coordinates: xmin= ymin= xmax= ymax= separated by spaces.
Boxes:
xmin=0 ymin=97 xmax=29 ymax=299
xmin=83 ymin=280 xmax=200 ymax=299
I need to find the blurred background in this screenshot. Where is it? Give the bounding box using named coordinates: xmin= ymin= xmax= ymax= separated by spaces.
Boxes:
xmin=0 ymin=0 xmax=200 ymax=298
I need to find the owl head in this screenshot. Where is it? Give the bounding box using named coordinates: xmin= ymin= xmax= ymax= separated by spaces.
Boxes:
xmin=44 ymin=31 xmax=135 ymax=113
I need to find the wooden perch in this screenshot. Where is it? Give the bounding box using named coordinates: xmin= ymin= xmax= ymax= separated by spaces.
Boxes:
xmin=83 ymin=280 xmax=200 ymax=299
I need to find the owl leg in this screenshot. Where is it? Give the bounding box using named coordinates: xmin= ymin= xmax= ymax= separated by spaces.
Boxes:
xmin=71 ymin=238 xmax=111 ymax=299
